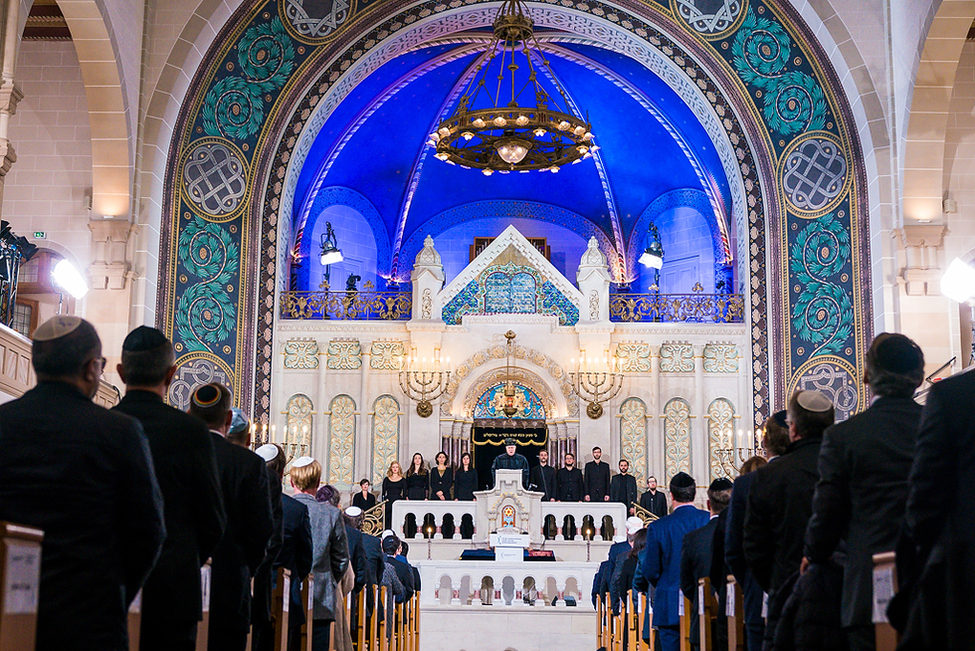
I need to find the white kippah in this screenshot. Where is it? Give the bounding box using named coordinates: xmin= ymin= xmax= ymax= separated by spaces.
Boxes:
xmin=292 ymin=456 xmax=315 ymax=468
xmin=381 ymin=529 xmax=395 ymax=539
xmin=625 ymin=516 xmax=645 ymax=535
xmin=345 ymin=506 xmax=363 ymax=517
xmin=255 ymin=444 xmax=279 ymax=462
xmin=33 ymin=316 xmax=83 ymax=342
xmin=796 ymin=390 xmax=832 ymax=413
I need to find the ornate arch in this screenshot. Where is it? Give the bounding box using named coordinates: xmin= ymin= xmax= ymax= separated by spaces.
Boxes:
xmin=707 ymin=397 xmax=736 ymax=481
xmin=158 ymin=0 xmax=873 ymax=431
xmin=663 ymin=397 xmax=691 ymax=483
xmin=443 ymin=340 xmax=577 ymax=418
xmin=619 ymin=397 xmax=649 ymax=490
xmin=463 ymin=368 xmax=555 ymax=419
xmin=326 ymin=394 xmax=356 ymax=488
xmin=371 ymin=394 xmax=400 ymax=486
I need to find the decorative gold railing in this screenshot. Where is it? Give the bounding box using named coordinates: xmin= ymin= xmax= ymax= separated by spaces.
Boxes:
xmin=609 ymin=291 xmax=744 ymax=323
xmin=280 ymin=282 xmax=412 ymax=320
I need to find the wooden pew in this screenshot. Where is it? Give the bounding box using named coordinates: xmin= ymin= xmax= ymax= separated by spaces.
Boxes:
xmin=273 ymin=568 xmax=291 ymax=651
xmin=697 ymin=577 xmax=716 ymax=651
xmin=378 ymin=586 xmax=389 ymax=651
xmin=0 ymin=523 xmax=43 ymax=651
xmin=597 ymin=593 xmax=606 ymax=649
xmin=725 ymin=575 xmax=744 ymax=651
xmin=128 ymin=591 xmax=142 ymax=651
xmin=872 ymin=551 xmax=898 ymax=651
xmin=301 ymin=575 xmax=314 ymax=651
xmin=680 ymin=594 xmax=691 ymax=651
xmin=196 ymin=561 xmax=211 ymax=651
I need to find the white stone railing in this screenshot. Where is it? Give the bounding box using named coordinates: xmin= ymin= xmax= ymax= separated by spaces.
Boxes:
xmin=391 ymin=500 xmax=626 ymax=542
xmin=414 ymin=560 xmax=599 ymax=609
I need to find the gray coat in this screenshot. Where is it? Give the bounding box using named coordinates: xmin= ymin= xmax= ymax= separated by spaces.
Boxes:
xmin=293 ymin=494 xmax=350 ymax=621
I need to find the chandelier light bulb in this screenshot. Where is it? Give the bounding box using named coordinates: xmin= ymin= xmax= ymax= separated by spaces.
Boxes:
xmin=493 ymin=116 xmax=507 ymax=127
xmin=472 ymin=118 xmax=486 ymax=128
xmin=516 ymin=115 xmax=530 ymax=126
xmin=557 ymin=120 xmax=570 ymax=131
xmin=496 ymin=138 xmax=530 ymax=164
xmin=549 ymin=165 xmax=559 ymax=173
xmin=462 ymin=131 xmax=474 ymax=140
xmin=482 ymin=168 xmax=494 ymax=176
xmin=533 ymin=127 xmax=546 ymax=137
xmin=577 ymin=145 xmax=589 ymax=154
xmin=434 ymin=152 xmax=449 ymax=161
xmin=573 ymin=125 xmax=585 ymax=135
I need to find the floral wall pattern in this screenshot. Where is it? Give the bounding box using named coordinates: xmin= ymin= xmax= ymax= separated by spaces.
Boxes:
xmin=707 ymin=398 xmax=737 ymax=481
xmin=620 ymin=397 xmax=648 ymax=491
xmin=371 ymin=394 xmax=400 ymax=486
xmin=327 ymin=395 xmax=356 ymax=488
xmin=663 ymin=397 xmax=692 ymax=483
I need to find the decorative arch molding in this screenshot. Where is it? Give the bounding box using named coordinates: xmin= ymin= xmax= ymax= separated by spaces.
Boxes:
xmin=706 ymin=397 xmax=736 ymax=482
xmin=443 ymin=341 xmax=576 ymax=418
xmin=326 ymin=394 xmax=356 ymax=488
xmin=371 ymin=394 xmax=400 ymax=486
xmin=158 ymin=0 xmax=873 ymax=431
xmin=663 ymin=397 xmax=691 ymax=483
xmin=619 ymin=397 xmax=649 ymax=490
xmin=462 ymin=368 xmax=555 ymax=420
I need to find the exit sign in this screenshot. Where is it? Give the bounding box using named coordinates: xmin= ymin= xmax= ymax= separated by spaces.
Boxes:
xmin=33 ymin=231 xmax=46 ymax=239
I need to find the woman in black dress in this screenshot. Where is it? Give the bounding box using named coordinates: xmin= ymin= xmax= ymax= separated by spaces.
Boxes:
xmin=454 ymin=451 xmax=478 ymax=500
xmin=405 ymin=452 xmax=428 ymax=500
xmin=429 ymin=451 xmax=453 ymax=500
xmin=352 ymin=478 xmax=377 ymax=512
xmin=381 ymin=461 xmax=406 ymax=528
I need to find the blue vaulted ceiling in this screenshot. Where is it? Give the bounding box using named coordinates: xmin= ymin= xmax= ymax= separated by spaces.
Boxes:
xmin=292 ymin=34 xmax=733 ymax=288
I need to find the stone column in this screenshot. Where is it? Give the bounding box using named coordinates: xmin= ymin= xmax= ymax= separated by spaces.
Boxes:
xmin=86 ymin=219 xmax=136 ymax=388
xmin=693 ymin=344 xmax=706 ymax=483
xmin=0 ymin=0 xmax=21 ymax=214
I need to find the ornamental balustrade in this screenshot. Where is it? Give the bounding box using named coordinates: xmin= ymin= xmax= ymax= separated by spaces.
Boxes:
xmin=280 ymin=281 xmax=412 ymax=320
xmin=415 ymin=560 xmax=597 ymax=609
xmin=390 ymin=499 xmax=626 ymax=543
xmin=608 ymin=291 xmax=745 ymax=323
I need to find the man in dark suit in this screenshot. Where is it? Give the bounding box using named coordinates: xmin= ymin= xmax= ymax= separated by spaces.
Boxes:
xmin=112 ymin=326 xmax=226 ymax=651
xmin=802 ymin=334 xmax=924 ymax=651
xmin=189 ymin=383 xmax=274 ymax=651
xmin=528 ymin=448 xmax=557 ymax=501
xmin=726 ymin=412 xmax=787 ymax=651
xmin=894 ymin=356 xmax=975 ymax=650
xmin=0 ymin=316 xmax=165 ymax=651
xmin=744 ymin=390 xmax=833 ymax=650
xmin=264 ymin=443 xmax=312 ymax=651
xmin=584 ymin=446 xmax=611 ymax=502
xmin=610 ymin=459 xmax=638 ymax=515
xmin=382 ymin=533 xmax=415 ymax=602
xmin=556 ymin=452 xmax=584 ymax=501
xmin=635 ymin=471 xmax=709 ymax=651
xmin=639 ymin=475 xmax=668 ymax=519
xmin=681 ymin=478 xmax=732 ymax=651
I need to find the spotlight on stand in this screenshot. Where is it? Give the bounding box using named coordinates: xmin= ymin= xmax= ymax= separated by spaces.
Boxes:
xmin=52 ymin=259 xmax=89 ymax=314
xmin=0 ymin=223 xmax=39 ymax=327
xmin=638 ymin=222 xmax=664 ymax=270
xmin=941 ymin=257 xmax=975 ymax=364
xmin=319 ymin=222 xmax=343 ymax=285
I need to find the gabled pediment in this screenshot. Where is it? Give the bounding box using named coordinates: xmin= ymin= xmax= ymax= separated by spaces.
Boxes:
xmin=437 ymin=225 xmax=584 ymax=326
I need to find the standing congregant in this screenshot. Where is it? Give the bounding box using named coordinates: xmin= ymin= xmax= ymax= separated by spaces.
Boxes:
xmin=610 ymin=459 xmax=638 ymax=515
xmin=634 ymin=472 xmax=709 ymax=651
xmin=0 ymin=316 xmax=165 ymax=651
xmin=189 ymin=383 xmax=273 ymax=651
xmin=584 ymin=446 xmax=611 ymax=502
xmin=640 ymin=476 xmax=668 ymax=519
xmin=529 ymin=448 xmax=557 ymax=501
xmin=803 ymin=334 xmax=924 ymax=651
xmin=113 ymin=326 xmax=226 ymax=651
xmin=556 ymin=452 xmax=584 ymax=501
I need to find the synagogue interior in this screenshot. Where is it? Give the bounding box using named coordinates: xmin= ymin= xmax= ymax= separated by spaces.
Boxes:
xmin=0 ymin=0 xmax=973 ymax=648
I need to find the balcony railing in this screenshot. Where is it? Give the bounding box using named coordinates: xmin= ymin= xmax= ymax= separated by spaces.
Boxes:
xmin=280 ymin=282 xmax=412 ymax=321
xmin=609 ymin=291 xmax=744 ymax=323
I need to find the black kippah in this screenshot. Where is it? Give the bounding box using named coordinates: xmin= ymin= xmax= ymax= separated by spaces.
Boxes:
xmin=874 ymin=334 xmax=923 ymax=374
xmin=192 ymin=384 xmax=221 ymax=408
xmin=122 ymin=326 xmax=169 ymax=352
xmin=504 ymin=437 xmax=516 ymax=446
xmin=670 ymin=471 xmax=694 ymax=489
xmin=709 ymin=477 xmax=733 ymax=492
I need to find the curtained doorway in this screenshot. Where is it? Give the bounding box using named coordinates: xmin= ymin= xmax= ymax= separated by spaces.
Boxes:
xmin=471 ymin=419 xmax=547 ymax=491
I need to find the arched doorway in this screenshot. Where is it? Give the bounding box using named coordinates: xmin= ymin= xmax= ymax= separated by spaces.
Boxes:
xmin=470 ymin=381 xmax=548 ymax=491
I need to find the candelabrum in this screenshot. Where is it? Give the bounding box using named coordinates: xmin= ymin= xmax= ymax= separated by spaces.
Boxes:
xmin=712 ymin=428 xmax=763 ymax=475
xmin=398 ymin=354 xmax=451 ymax=417
xmin=568 ymin=356 xmax=624 ymax=419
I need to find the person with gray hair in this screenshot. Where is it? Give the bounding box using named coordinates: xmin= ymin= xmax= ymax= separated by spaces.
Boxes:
xmin=803 ymin=333 xmax=925 ymax=651
xmin=0 ymin=316 xmax=165 ymax=651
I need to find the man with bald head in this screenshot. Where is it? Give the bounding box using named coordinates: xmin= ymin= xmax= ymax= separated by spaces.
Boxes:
xmin=0 ymin=316 xmax=166 ymax=651
xmin=113 ymin=326 xmax=226 ymax=651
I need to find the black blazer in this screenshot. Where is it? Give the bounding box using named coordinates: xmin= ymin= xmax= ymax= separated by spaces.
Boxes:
xmin=610 ymin=474 xmax=638 ymax=509
xmin=112 ymin=390 xmax=226 ymax=623
xmin=0 ymin=381 xmax=165 ymax=651
xmin=352 ymin=491 xmax=377 ymax=512
xmin=804 ymin=395 xmax=922 ymax=628
xmin=429 ymin=467 xmax=453 ymax=500
xmin=680 ymin=518 xmax=721 ymax=649
xmin=640 ymin=490 xmax=668 ymax=518
xmin=556 ymin=467 xmax=584 ymax=501
xmin=275 ymin=494 xmax=312 ymax=625
xmin=209 ymin=432 xmax=274 ymax=634
xmin=406 ymin=472 xmax=428 ymax=500
xmin=529 ymin=464 xmax=556 ymax=501
xmin=584 ymin=460 xmax=611 ymax=500
xmin=454 ymin=468 xmax=478 ymax=500
xmin=744 ymin=436 xmax=822 ymax=595
xmin=361 ymin=533 xmax=384 ymax=585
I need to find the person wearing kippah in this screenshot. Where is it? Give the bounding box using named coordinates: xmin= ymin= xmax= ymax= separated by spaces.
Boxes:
xmin=490 ymin=437 xmax=530 ymax=488
xmin=803 ymin=334 xmax=925 ymax=651
xmin=112 ymin=326 xmax=227 ymax=651
xmin=632 ymin=471 xmax=709 ymax=651
xmin=0 ymin=317 xmax=166 ymax=651
xmin=188 ymin=383 xmax=273 ymax=651
xmin=743 ymin=390 xmax=834 ymax=651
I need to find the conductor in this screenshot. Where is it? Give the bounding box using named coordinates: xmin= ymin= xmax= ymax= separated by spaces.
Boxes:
xmin=490 ymin=437 xmax=530 ymax=488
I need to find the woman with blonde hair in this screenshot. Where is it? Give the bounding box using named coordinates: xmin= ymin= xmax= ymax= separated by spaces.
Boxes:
xmin=381 ymin=461 xmax=405 ymax=529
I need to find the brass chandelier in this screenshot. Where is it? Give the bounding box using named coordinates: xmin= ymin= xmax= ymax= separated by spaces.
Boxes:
xmin=429 ymin=0 xmax=596 ymax=175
